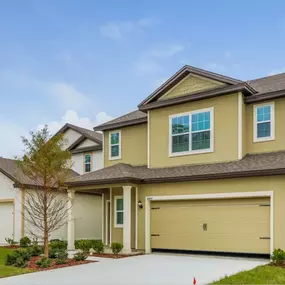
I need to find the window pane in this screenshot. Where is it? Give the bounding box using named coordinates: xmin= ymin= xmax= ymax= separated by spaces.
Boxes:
xmin=85 ymin=164 xmax=91 ymax=173
xmin=192 ymin=111 xmax=210 ymax=132
xmin=172 ymin=134 xmax=189 ymax=153
xmin=172 ymin=116 xmax=189 ymax=134
xmin=111 ymin=145 xmax=119 ymax=157
xmin=192 ymin=131 xmax=210 ymax=150
xmin=257 ymin=122 xmax=271 ymax=138
xmin=116 ymin=212 xmax=123 ymax=225
xmin=257 ymin=106 xmax=271 ymax=122
xmin=111 ymin=133 xmax=119 ymax=145
xmin=85 ymin=154 xmax=91 ymax=163
xmin=116 ymin=198 xmax=123 ymax=211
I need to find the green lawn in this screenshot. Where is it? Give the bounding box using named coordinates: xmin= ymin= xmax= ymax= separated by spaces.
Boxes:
xmin=0 ymin=247 xmax=33 ymax=278
xmin=212 ymin=265 xmax=285 ymax=284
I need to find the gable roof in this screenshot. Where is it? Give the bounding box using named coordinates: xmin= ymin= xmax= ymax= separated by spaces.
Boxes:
xmin=93 ymin=110 xmax=147 ymax=131
xmin=0 ymin=157 xmax=79 ymax=188
xmin=56 ymin=123 xmax=103 ymax=144
xmin=138 ymin=65 xmax=244 ymax=107
xmin=66 ymin=151 xmax=285 ymax=186
xmin=94 ymin=66 xmax=285 ymax=131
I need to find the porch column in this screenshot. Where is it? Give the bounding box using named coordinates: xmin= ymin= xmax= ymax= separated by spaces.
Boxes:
xmin=123 ymin=185 xmax=132 ymax=254
xmin=67 ymin=189 xmax=75 ymax=251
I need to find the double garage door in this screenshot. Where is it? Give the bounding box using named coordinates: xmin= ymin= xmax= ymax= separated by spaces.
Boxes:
xmin=151 ymin=197 xmax=270 ymax=255
xmin=0 ymin=202 xmax=14 ymax=244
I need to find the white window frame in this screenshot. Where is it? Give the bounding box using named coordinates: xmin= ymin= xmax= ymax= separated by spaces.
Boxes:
xmin=114 ymin=195 xmax=123 ymax=228
xmin=109 ymin=130 xmax=121 ymax=160
xmin=84 ymin=153 xmax=92 ymax=173
xmin=253 ymin=102 xmax=275 ymax=143
xmin=169 ymin=107 xmax=214 ymax=157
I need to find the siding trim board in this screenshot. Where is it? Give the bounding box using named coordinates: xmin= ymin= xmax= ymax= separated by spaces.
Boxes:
xmin=145 ymin=191 xmax=274 ymax=254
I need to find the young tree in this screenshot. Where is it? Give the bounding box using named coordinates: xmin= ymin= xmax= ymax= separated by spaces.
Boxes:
xmin=17 ymin=125 xmax=72 ymax=257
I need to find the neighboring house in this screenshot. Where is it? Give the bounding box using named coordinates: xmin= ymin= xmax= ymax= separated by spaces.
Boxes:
xmin=0 ymin=124 xmax=104 ymax=244
xmin=66 ymin=65 xmax=285 ymax=256
xmin=56 ymin=123 xmax=104 ymax=174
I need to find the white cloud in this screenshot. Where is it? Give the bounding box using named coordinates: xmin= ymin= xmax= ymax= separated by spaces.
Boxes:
xmin=0 ymin=70 xmax=92 ymax=111
xmin=50 ymin=83 xmax=91 ymax=111
xmin=0 ymin=119 xmax=28 ymax=158
xmin=149 ymin=44 xmax=184 ymax=58
xmin=136 ymin=43 xmax=185 ymax=75
xmin=268 ymin=67 xmax=285 ymax=76
xmin=99 ymin=17 xmax=157 ymax=40
xmin=38 ymin=110 xmax=114 ymax=135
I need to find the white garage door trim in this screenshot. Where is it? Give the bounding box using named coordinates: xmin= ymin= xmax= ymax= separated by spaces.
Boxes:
xmin=145 ymin=191 xmax=274 ymax=254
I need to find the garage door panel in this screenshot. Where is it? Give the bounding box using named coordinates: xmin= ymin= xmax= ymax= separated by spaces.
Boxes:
xmin=151 ymin=198 xmax=270 ymax=254
xmin=0 ymin=202 xmax=14 ymax=244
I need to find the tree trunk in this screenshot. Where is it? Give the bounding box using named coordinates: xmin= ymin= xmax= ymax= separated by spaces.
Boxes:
xmin=44 ymin=230 xmax=49 ymax=257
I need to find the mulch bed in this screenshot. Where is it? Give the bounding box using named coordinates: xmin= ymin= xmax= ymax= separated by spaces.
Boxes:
xmin=27 ymin=256 xmax=95 ymax=271
xmin=269 ymin=262 xmax=285 ymax=269
xmin=90 ymin=253 xmax=144 ymax=259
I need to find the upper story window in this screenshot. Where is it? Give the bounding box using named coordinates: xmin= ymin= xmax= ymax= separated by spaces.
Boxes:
xmin=254 ymin=102 xmax=275 ymax=142
xmin=169 ymin=107 xmax=214 ymax=156
xmin=84 ymin=154 xmax=91 ymax=173
xmin=114 ymin=196 xmax=123 ymax=228
xmin=109 ymin=130 xmax=121 ymax=160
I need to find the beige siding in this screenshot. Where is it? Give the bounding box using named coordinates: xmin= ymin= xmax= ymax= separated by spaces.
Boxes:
xmin=137 ymin=176 xmax=285 ymax=251
xmin=246 ymin=98 xmax=285 ymax=154
xmin=108 ymin=187 xmax=136 ymax=248
xmin=149 ymin=93 xmax=239 ymax=168
xmin=159 ymin=74 xmax=225 ymax=101
xmin=104 ymin=124 xmax=147 ymax=167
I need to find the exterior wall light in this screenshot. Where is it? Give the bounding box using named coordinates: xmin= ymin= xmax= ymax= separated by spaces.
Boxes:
xmin=138 ymin=200 xmax=143 ymax=209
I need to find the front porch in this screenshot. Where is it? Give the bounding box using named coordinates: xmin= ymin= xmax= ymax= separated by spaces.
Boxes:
xmin=67 ymin=184 xmax=140 ymax=254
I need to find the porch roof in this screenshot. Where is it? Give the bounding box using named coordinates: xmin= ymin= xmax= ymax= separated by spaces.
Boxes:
xmin=66 ymin=151 xmax=285 ymax=186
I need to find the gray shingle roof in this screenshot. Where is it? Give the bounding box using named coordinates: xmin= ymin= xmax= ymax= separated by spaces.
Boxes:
xmin=0 ymin=157 xmax=79 ymax=187
xmin=248 ymin=73 xmax=285 ymax=93
xmin=66 ymin=151 xmax=285 ymax=186
xmin=56 ymin=123 xmax=103 ymax=143
xmin=93 ymin=110 xmax=147 ymax=131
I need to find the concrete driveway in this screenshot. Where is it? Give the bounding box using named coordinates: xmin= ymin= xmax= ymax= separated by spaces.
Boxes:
xmin=0 ymin=254 xmax=268 ymax=285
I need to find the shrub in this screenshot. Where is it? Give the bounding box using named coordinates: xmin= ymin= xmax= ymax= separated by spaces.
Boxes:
xmin=92 ymin=240 xmax=104 ymax=254
xmin=36 ymin=257 xmax=52 ymax=268
xmin=55 ymin=257 xmax=68 ymax=265
xmin=20 ymin=236 xmax=31 ymax=248
xmin=14 ymin=256 xmax=28 ymax=268
xmin=111 ymin=242 xmax=123 ymax=255
xmin=55 ymin=251 xmax=68 ymax=265
xmin=73 ymin=252 xmax=88 ymax=261
xmin=49 ymin=248 xmax=68 ymax=259
xmin=28 ymin=243 xmax=43 ymax=257
xmin=271 ymin=248 xmax=285 ymax=264
xmin=49 ymin=240 xmax=67 ymax=250
xmin=5 ymin=249 xmax=31 ymax=267
xmin=76 ymin=240 xmax=92 ymax=253
xmin=5 ymin=237 xmax=17 ymax=246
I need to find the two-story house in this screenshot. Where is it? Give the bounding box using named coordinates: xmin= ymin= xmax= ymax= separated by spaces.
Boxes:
xmin=0 ymin=123 xmax=103 ymax=244
xmin=67 ymin=65 xmax=285 ymax=257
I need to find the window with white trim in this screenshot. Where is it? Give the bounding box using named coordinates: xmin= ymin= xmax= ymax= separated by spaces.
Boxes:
xmin=84 ymin=154 xmax=91 ymax=173
xmin=114 ymin=196 xmax=123 ymax=227
xmin=254 ymin=102 xmax=275 ymax=142
xmin=109 ymin=131 xmax=121 ymax=160
xmin=170 ymin=108 xmax=213 ymax=155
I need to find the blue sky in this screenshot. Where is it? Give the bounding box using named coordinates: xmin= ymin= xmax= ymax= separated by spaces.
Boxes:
xmin=1 ymin=0 xmax=285 ymax=157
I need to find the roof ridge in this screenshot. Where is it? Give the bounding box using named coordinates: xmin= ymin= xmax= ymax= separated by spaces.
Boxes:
xmin=249 ymin=72 xmax=285 ymax=83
